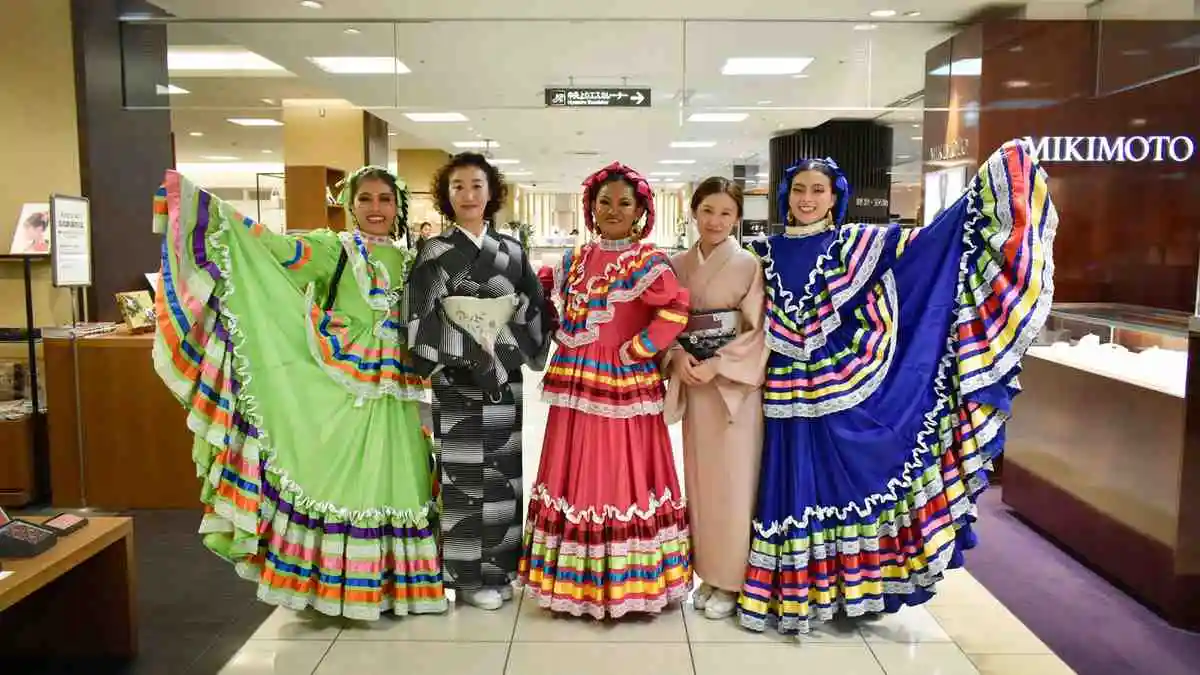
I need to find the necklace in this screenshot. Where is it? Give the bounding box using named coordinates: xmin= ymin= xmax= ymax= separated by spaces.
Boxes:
xmin=356 ymin=229 xmax=395 ymax=246
xmin=784 ymin=217 xmax=834 ymax=238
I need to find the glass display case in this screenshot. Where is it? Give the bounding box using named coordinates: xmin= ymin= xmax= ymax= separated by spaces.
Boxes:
xmin=1029 ymin=303 xmax=1189 ymax=398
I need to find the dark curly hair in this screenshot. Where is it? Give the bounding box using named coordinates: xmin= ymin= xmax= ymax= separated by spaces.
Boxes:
xmin=431 ymin=152 xmax=508 ymax=222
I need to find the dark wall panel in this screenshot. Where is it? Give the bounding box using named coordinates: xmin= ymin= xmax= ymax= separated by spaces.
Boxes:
xmin=769 ymin=120 xmax=894 ymax=225
xmin=72 ymin=0 xmax=173 ymax=322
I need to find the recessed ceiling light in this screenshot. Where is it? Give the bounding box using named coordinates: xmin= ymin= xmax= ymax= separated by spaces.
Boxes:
xmin=155 ymin=84 xmax=189 ymax=95
xmin=188 ymin=131 xmax=204 ymax=137
xmin=489 ymin=159 xmax=521 ymax=165
xmin=670 ymin=141 xmax=717 ymax=148
xmin=344 ymin=27 xmax=361 ymax=35
xmin=299 ymin=1 xmax=323 ymax=8
xmin=688 ymin=113 xmax=749 ymax=123
xmin=869 ymin=10 xmax=898 ymax=18
xmin=854 ymin=24 xmax=879 ymax=31
xmin=201 ymin=155 xmax=239 ymax=161
xmin=227 ymin=118 xmax=284 ymax=127
xmin=912 ymin=136 xmax=923 ymax=140
xmin=505 ymin=170 xmax=533 ymax=176
xmin=903 ymin=10 xmax=922 ymax=17
xmin=453 ymin=141 xmax=499 ymax=148
xmin=897 ymin=154 xmax=912 ymax=160
xmin=757 ymin=100 xmax=773 ymax=105
xmin=721 ymin=57 xmax=814 ymax=76
xmin=404 ymin=112 xmax=468 ymax=122
xmin=262 ymin=149 xmax=274 ymax=154
xmin=660 ymin=159 xmax=698 ymax=164
xmin=261 ymin=98 xmax=276 ymax=105
xmin=168 ymin=48 xmax=286 ymax=72
xmin=306 ymin=57 xmax=411 ymax=74
xmin=651 ymin=171 xmax=682 ymax=176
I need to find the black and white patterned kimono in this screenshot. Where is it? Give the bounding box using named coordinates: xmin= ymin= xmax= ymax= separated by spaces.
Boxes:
xmin=405 ymin=225 xmax=549 ymax=592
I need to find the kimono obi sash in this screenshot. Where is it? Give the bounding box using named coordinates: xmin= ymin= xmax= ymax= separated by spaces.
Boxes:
xmin=443 ymin=294 xmax=518 ymax=355
xmin=678 ymin=308 xmax=739 ymax=361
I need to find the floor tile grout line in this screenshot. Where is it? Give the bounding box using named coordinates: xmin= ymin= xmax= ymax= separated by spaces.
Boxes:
xmin=307 ymin=632 xmax=339 ymax=675
xmin=681 ymin=605 xmax=699 ymax=675
xmin=501 ymin=590 xmax=524 ymax=674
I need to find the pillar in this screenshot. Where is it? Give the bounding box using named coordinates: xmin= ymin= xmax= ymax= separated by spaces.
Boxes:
xmin=395 ymin=149 xmax=450 ymax=236
xmin=769 ymin=120 xmax=895 ymax=225
xmin=73 ymin=0 xmax=175 ymax=322
xmin=281 ymin=103 xmax=389 ymax=230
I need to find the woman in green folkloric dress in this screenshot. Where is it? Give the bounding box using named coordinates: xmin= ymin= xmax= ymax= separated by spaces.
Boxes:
xmin=152 ymin=165 xmax=448 ymax=620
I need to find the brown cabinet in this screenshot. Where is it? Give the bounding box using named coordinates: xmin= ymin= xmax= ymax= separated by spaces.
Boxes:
xmin=0 ymin=415 xmax=34 ymax=506
xmin=44 ymin=330 xmax=198 ymax=509
xmin=284 ymin=165 xmax=347 ymax=231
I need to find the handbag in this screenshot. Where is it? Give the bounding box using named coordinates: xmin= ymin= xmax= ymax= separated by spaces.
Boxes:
xmin=677 ymin=309 xmax=739 ymax=361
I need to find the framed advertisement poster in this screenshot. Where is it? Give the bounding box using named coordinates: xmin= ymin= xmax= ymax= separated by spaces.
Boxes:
xmin=49 ymin=193 xmax=93 ymax=288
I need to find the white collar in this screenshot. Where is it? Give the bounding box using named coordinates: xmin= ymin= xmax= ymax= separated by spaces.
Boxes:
xmin=457 ymin=225 xmax=486 ymax=249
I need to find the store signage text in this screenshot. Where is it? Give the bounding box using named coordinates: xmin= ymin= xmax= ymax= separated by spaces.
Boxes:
xmin=1023 ymin=135 xmax=1195 ymax=163
xmin=928 ymin=138 xmax=971 ymax=162
xmin=544 ymin=87 xmax=652 ymax=108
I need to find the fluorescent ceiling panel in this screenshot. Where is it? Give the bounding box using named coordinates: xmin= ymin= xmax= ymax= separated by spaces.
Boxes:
xmin=688 ymin=113 xmax=749 ymax=122
xmin=227 ymin=118 xmax=284 ymax=127
xmin=168 ymin=48 xmax=286 ymax=72
xmin=404 ymin=112 xmax=468 ymax=122
xmin=307 ymin=57 xmax=411 ymax=74
xmin=721 ymin=57 xmax=813 ymax=76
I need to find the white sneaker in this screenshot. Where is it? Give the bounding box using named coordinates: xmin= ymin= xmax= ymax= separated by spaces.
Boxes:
xmin=462 ymin=588 xmax=504 ymax=611
xmin=498 ymin=584 xmax=514 ymax=601
xmin=703 ymin=590 xmax=738 ymax=620
xmin=692 ymin=582 xmax=715 ymax=611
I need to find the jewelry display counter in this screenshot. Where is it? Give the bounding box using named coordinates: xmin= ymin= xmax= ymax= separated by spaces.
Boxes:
xmin=1003 ymin=303 xmax=1199 ymax=629
xmin=42 ymin=329 xmax=198 ymax=509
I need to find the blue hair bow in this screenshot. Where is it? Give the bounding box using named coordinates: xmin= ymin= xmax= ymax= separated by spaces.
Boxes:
xmin=776 ymin=157 xmax=852 ymax=225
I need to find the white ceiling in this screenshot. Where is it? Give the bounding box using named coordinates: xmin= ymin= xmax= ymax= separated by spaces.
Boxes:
xmin=146 ymin=0 xmax=1100 ymax=190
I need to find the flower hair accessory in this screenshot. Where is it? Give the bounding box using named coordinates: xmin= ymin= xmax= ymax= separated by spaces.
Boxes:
xmin=581 ymin=162 xmax=656 ymax=239
xmin=777 ymin=156 xmax=852 ymax=225
xmin=334 ymin=165 xmax=412 ymax=238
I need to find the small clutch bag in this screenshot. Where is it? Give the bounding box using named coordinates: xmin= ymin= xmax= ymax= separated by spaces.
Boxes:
xmin=678 ymin=309 xmax=739 ymax=361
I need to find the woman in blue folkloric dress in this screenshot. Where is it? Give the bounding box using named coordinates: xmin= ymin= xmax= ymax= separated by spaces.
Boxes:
xmin=738 ymin=139 xmax=1057 ymax=634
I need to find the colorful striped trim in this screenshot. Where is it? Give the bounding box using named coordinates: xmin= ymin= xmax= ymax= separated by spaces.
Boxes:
xmin=519 ymin=489 xmax=692 ymax=619
xmin=152 ymin=169 xmax=446 ymax=617
xmin=554 ymin=243 xmax=674 ymax=349
xmin=738 ymin=138 xmax=1056 ymax=633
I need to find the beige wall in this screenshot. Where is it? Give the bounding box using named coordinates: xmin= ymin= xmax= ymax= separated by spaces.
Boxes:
xmin=282 ymin=105 xmax=365 ymax=173
xmin=395 ymin=149 xmax=450 ymax=196
xmin=0 ymin=0 xmax=79 ymax=329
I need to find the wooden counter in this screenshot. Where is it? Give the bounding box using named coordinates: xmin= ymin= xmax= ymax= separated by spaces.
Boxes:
xmin=1003 ymin=349 xmax=1200 ymax=630
xmin=0 ymin=516 xmax=137 ymax=661
xmin=44 ymin=331 xmax=199 ymax=509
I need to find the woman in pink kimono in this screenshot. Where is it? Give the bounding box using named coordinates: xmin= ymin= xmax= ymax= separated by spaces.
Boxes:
xmin=663 ymin=177 xmax=768 ymax=620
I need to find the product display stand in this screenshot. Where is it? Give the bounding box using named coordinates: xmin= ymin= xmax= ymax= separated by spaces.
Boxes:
xmin=0 ymin=253 xmax=49 ymax=505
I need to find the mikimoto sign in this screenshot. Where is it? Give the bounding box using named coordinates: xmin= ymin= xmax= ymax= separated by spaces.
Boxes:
xmin=1024 ymin=135 xmax=1195 ymax=163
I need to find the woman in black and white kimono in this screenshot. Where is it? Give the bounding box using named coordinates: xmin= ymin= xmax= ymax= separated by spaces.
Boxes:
xmin=405 ymin=152 xmax=549 ymax=610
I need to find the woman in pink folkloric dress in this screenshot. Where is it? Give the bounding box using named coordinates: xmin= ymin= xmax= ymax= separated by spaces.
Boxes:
xmin=518 ymin=162 xmax=694 ymax=619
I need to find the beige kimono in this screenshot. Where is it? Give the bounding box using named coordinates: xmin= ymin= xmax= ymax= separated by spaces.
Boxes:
xmin=663 ymin=237 xmax=767 ymax=592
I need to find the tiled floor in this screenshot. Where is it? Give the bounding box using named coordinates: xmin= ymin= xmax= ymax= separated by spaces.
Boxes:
xmin=206 ymin=372 xmax=1076 ymax=675
xmin=217 ymin=569 xmax=1074 ymax=675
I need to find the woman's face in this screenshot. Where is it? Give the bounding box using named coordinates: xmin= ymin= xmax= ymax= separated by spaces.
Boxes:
xmin=694 ymin=192 xmax=740 ymax=248
xmin=449 ymin=166 xmax=490 ymax=224
xmin=351 ymin=177 xmax=398 ymax=236
xmin=593 ymin=180 xmax=643 ymax=240
xmin=788 ymin=170 xmax=836 ymax=225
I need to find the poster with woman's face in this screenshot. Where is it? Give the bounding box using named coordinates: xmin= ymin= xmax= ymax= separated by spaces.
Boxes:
xmin=9 ymin=203 xmax=51 ymax=255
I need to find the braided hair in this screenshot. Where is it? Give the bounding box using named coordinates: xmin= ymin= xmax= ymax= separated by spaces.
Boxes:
xmin=777 ymin=157 xmax=851 ymax=226
xmin=336 ymin=165 xmax=412 ymax=247
xmin=581 ymin=162 xmax=656 ymax=239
